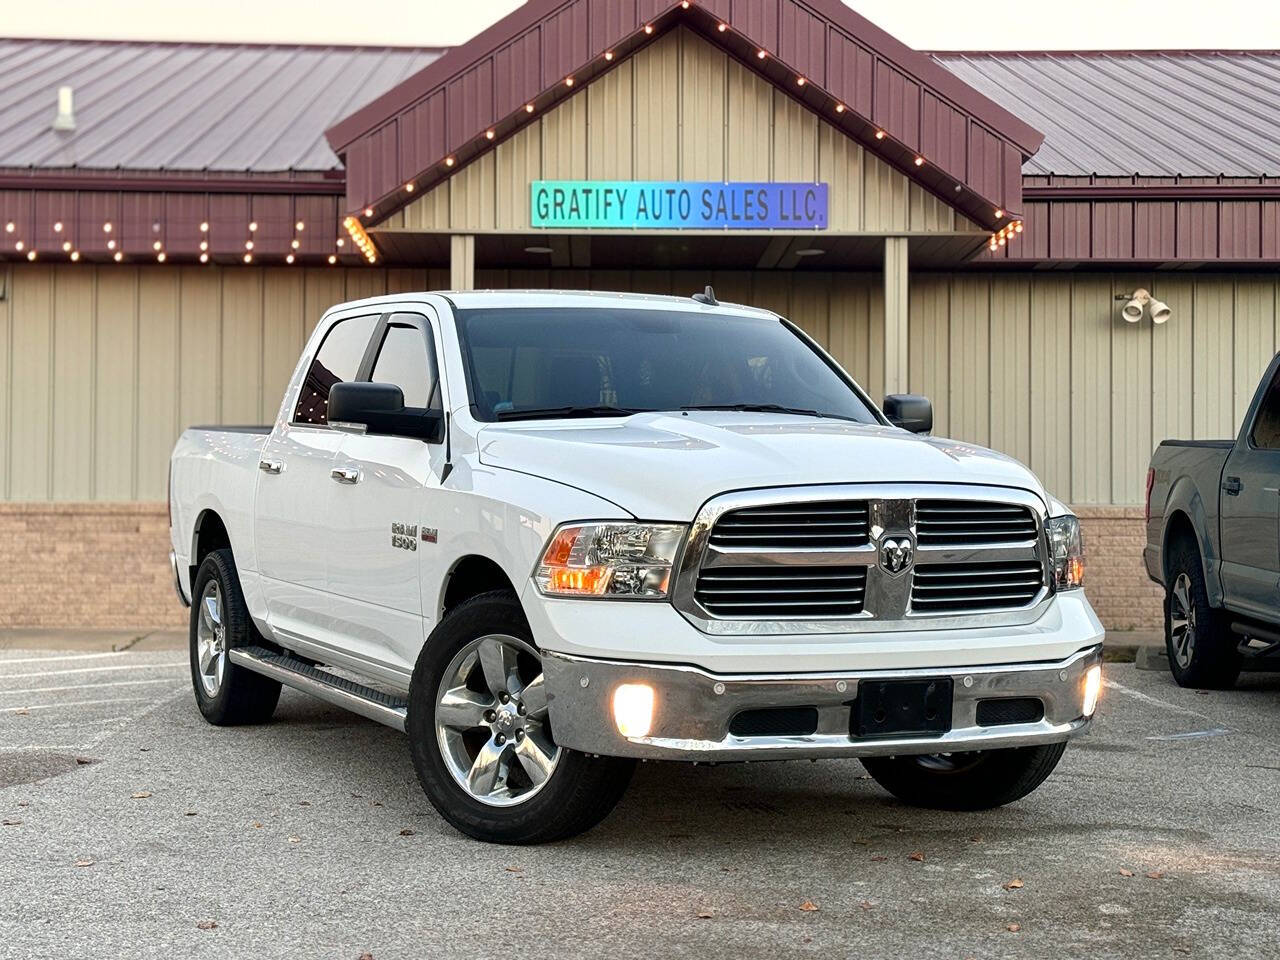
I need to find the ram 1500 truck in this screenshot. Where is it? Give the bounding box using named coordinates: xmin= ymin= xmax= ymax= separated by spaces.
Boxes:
xmin=169 ymin=290 xmax=1104 ymax=844
xmin=1145 ymin=351 xmax=1280 ymax=688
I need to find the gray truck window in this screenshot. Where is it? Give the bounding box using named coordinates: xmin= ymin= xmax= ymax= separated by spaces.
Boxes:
xmin=1250 ymin=368 xmax=1280 ymax=449
xmin=293 ymin=314 xmax=379 ymax=425
xmin=370 ymin=322 xmax=439 ymax=410
xmin=454 ymin=307 xmax=878 ymax=423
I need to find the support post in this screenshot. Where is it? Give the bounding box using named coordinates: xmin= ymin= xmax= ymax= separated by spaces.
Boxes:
xmin=450 ymin=234 xmax=475 ymax=291
xmin=883 ymin=236 xmax=909 ymax=397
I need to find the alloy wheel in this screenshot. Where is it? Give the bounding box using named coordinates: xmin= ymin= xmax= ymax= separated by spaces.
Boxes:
xmin=196 ymin=580 xmax=226 ymax=698
xmin=434 ymin=634 xmax=561 ymax=807
xmin=1169 ymin=572 xmax=1197 ymax=669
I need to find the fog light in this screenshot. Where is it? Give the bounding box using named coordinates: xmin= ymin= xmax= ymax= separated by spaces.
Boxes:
xmin=612 ymin=683 xmax=655 ymax=738
xmin=1082 ymin=664 xmax=1102 ymax=718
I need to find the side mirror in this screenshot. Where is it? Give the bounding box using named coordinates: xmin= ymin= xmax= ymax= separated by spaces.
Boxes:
xmin=328 ymin=381 xmax=444 ymax=442
xmin=883 ymin=394 xmax=933 ymax=434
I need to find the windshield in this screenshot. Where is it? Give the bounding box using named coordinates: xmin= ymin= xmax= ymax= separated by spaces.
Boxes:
xmin=454 ymin=306 xmax=880 ymax=424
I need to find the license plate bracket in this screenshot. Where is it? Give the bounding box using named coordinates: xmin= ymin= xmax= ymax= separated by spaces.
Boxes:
xmin=853 ymin=678 xmax=953 ymax=739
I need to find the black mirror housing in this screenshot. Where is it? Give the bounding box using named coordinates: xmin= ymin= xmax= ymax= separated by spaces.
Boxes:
xmin=883 ymin=394 xmax=933 ymax=434
xmin=328 ymin=381 xmax=444 ymax=442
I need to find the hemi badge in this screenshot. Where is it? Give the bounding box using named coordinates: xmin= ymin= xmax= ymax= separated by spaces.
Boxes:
xmin=421 ymin=527 xmax=438 ymax=544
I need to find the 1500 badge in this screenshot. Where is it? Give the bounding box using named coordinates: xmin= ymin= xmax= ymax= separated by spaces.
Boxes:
xmin=391 ymin=522 xmax=418 ymax=551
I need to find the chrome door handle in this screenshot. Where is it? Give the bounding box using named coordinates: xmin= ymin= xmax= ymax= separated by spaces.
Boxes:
xmin=1223 ymin=476 xmax=1242 ymax=496
xmin=258 ymin=458 xmax=284 ymax=475
xmin=330 ymin=465 xmax=361 ymax=484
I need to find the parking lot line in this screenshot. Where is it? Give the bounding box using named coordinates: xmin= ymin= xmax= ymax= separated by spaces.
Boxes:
xmin=0 ymin=651 xmax=135 ymax=666
xmin=0 ymin=678 xmax=187 ymax=697
xmin=1103 ymin=678 xmax=1213 ymax=721
xmin=2 ymin=696 xmax=156 ymax=713
xmin=1 ymin=661 xmax=188 ymax=680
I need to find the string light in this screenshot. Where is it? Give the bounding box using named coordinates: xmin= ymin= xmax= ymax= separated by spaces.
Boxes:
xmin=717 ymin=22 xmax=728 ymax=32
xmin=1014 ymin=221 xmax=1023 ymax=233
xmin=914 ymin=156 xmax=925 ymax=166
xmin=14 ymin=240 xmax=23 ymax=251
xmin=291 ymin=239 xmax=300 ymax=250
xmin=327 ymin=254 xmax=337 ymax=265
xmin=26 ymin=250 xmax=36 ymax=261
xmin=113 ymin=251 xmax=123 ymax=262
xmin=603 ymin=51 xmax=613 ymax=62
xmin=874 ymin=130 xmax=885 ymax=139
xmin=200 ymin=221 xmax=208 ymax=232
xmin=295 ymin=221 xmax=305 ymax=231
xmin=485 ymin=129 xmax=495 ymax=139
xmin=286 ymin=253 xmax=295 ymax=264
xmin=103 ymin=222 xmax=112 ymax=233
xmin=756 ymin=49 xmax=767 ymax=59
xmin=525 ymin=103 xmax=534 ymax=113
xmin=153 ymin=240 xmax=162 ymax=251
xmin=4 ymin=222 xmax=13 ymax=233
xmin=200 ymin=241 xmax=208 ymax=251
xmin=243 ymin=253 xmax=253 ymax=264
xmin=199 ymin=252 xmax=209 ymax=263
xmin=335 ymin=238 xmax=345 ymax=247
xmin=564 ymin=76 xmax=574 ymax=87
xmin=835 ymin=103 xmax=846 ymax=113
xmin=70 ymin=250 xmax=80 ymax=261
xmin=405 ymin=182 xmax=415 ymax=192
xmin=62 ymin=241 xmax=71 ymax=252
xmin=364 ymin=207 xmax=374 ymax=217
xmin=157 ymin=252 xmax=166 ymax=262
xmin=444 ymin=156 xmax=455 ymax=167
xmin=54 ymin=221 xmax=63 ymax=232
xmin=796 ymin=77 xmax=806 ymax=86
xmin=681 ymin=1 xmax=690 ymax=8
xmin=107 ymin=239 xmax=116 ymax=250
xmin=995 ymin=209 xmax=1004 ymax=219
xmin=248 ymin=221 xmax=258 ymax=232
xmin=643 ymin=24 xmax=653 ymax=34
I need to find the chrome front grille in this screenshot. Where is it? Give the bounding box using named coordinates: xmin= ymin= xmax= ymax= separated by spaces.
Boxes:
xmin=910 ymin=560 xmax=1045 ymax=613
xmin=916 ymin=500 xmax=1038 ymax=545
xmin=709 ymin=501 xmax=870 ymax=549
xmin=675 ymin=484 xmax=1051 ymax=635
xmin=695 ymin=566 xmax=867 ymax=618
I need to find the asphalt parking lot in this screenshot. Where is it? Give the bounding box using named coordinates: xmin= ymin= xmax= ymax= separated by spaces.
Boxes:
xmin=2 ymin=639 xmax=1279 ymax=960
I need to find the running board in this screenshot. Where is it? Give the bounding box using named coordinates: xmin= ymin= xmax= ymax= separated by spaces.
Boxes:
xmin=228 ymin=645 xmax=408 ymax=732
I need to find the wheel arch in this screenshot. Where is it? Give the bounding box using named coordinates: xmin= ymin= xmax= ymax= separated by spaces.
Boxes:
xmin=1161 ymin=477 xmax=1223 ymax=608
xmin=439 ymin=554 xmax=519 ymax=620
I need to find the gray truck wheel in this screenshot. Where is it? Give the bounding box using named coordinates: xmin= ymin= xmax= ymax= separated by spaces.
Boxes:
xmin=1164 ymin=540 xmax=1240 ymax=689
xmin=862 ymin=742 xmax=1067 ymax=810
xmin=406 ymin=591 xmax=635 ymax=844
xmin=189 ymin=548 xmax=282 ymax=725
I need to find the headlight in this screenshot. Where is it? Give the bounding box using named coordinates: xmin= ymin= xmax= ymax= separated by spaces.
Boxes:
xmin=535 ymin=522 xmax=686 ymax=599
xmin=1046 ymin=515 xmax=1085 ymax=590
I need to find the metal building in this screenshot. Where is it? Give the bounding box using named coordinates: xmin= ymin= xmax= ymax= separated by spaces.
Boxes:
xmin=2 ymin=1 xmax=1278 ymax=632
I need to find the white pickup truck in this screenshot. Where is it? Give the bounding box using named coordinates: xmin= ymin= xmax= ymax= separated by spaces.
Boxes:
xmin=169 ymin=289 xmax=1104 ymax=844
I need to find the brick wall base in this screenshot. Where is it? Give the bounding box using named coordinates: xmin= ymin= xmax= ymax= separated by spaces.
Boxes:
xmin=0 ymin=502 xmax=1165 ymax=633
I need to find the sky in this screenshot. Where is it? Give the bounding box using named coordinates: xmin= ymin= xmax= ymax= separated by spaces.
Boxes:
xmin=4 ymin=0 xmax=1277 ymax=50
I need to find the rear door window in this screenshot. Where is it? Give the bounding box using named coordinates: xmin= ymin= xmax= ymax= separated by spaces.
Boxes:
xmin=293 ymin=314 xmax=380 ymax=425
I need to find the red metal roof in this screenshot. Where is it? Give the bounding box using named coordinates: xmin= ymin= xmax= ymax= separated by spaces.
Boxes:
xmin=326 ymin=0 xmax=1045 ymax=230
xmin=0 ymin=38 xmax=443 ymax=174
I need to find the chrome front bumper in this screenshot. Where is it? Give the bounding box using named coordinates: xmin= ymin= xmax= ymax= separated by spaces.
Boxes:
xmin=542 ymin=645 xmax=1102 ymax=762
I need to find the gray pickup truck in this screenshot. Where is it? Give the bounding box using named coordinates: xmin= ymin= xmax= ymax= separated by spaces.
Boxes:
xmin=1145 ymin=352 xmax=1280 ymax=687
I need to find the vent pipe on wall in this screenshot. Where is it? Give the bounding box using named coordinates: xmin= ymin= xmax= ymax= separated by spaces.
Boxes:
xmin=52 ymin=85 xmax=76 ymax=131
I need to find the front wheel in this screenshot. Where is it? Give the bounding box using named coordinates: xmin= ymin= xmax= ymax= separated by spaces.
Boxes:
xmin=862 ymin=742 xmax=1067 ymax=810
xmin=407 ymin=591 xmax=634 ymax=844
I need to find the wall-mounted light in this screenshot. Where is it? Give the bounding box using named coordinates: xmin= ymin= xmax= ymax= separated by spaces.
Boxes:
xmin=1117 ymin=288 xmax=1172 ymax=325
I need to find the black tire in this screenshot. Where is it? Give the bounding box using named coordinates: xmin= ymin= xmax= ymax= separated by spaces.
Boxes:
xmin=862 ymin=742 xmax=1068 ymax=811
xmin=406 ymin=590 xmax=635 ymax=844
xmin=1164 ymin=538 xmax=1240 ymax=689
xmin=189 ymin=548 xmax=282 ymax=725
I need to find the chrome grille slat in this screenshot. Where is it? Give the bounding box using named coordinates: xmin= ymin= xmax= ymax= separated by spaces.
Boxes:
xmin=910 ymin=560 xmax=1044 ymax=612
xmin=694 ymin=564 xmax=867 ymax=618
xmin=916 ymin=499 xmax=1038 ymax=546
xmin=707 ymin=500 xmax=870 ymax=550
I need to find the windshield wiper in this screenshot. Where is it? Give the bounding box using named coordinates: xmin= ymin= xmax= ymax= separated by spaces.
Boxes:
xmin=494 ymin=405 xmax=651 ymax=422
xmin=680 ymin=403 xmax=859 ymax=422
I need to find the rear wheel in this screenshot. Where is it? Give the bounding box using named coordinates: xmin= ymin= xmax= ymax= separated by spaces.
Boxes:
xmin=1164 ymin=539 xmax=1239 ymax=689
xmin=189 ymin=548 xmax=282 ymax=725
xmin=862 ymin=743 xmax=1067 ymax=810
xmin=407 ymin=591 xmax=634 ymax=844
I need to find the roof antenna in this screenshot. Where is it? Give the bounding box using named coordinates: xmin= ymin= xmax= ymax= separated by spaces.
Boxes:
xmin=692 ymin=284 xmax=718 ymax=305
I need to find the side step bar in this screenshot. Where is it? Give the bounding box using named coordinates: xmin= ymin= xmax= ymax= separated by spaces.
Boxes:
xmin=228 ymin=645 xmax=408 ymax=732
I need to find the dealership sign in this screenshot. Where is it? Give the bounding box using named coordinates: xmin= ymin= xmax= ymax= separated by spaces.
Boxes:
xmin=530 ymin=181 xmax=829 ymax=229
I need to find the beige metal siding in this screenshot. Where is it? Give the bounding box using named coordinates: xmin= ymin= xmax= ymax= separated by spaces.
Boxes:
xmin=397 ymin=28 xmax=983 ymax=236
xmin=907 ymin=272 xmax=1280 ymax=505
xmin=0 ymin=264 xmax=447 ymax=501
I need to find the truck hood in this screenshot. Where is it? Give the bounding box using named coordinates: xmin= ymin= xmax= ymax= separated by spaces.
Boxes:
xmin=476 ymin=412 xmax=1049 ymax=520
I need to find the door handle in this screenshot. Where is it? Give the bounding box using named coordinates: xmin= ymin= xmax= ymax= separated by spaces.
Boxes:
xmin=1222 ymin=476 xmax=1243 ymax=496
xmin=258 ymin=458 xmax=284 ymax=475
xmin=330 ymin=465 xmax=361 ymax=484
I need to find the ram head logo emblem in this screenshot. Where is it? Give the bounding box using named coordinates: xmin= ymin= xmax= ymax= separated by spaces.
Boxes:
xmin=879 ymin=536 xmax=914 ymax=575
